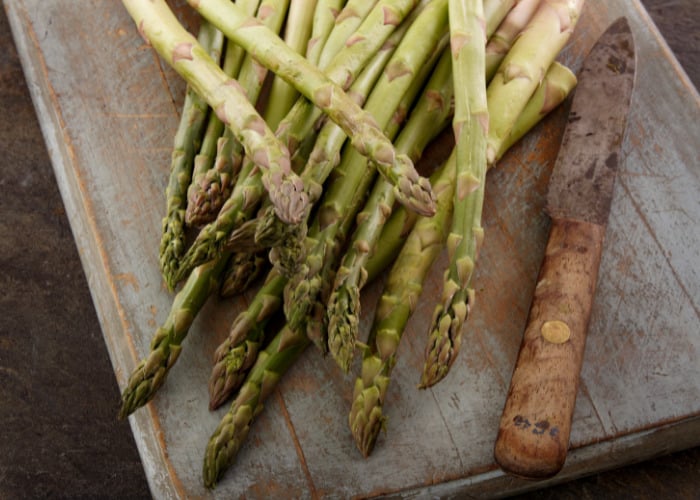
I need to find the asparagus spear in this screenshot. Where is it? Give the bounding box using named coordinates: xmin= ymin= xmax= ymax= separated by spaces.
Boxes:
xmin=121 ymin=0 xmax=307 ymax=239
xmin=305 ymin=0 xmax=346 ymax=66
xmin=317 ymin=0 xmax=380 ymax=70
xmin=284 ymin=0 xmax=450 ymax=334
xmin=496 ymin=61 xmax=576 ymax=157
xmin=486 ymin=0 xmax=585 ymax=164
xmin=174 ymin=0 xmax=424 ymax=284
xmin=420 ymin=0 xmax=489 ymax=389
xmin=119 ymin=256 xmax=229 ymax=418
xmin=485 ymin=0 xmax=541 ymax=82
xmin=351 ymin=61 xmax=577 ymax=454
xmin=219 ymin=250 xmax=268 ymax=298
xmin=253 ymin=4 xmax=428 ymax=274
xmin=327 ymin=48 xmax=454 ymax=372
xmin=203 ymin=323 xmax=309 ymax=488
xmin=189 ymin=0 xmax=436 ymax=217
xmin=158 ymin=20 xmax=224 ymax=289
xmin=420 ymin=0 xmax=585 ymax=387
xmin=351 ymin=150 xmax=457 ymax=456
xmin=208 ymin=269 xmax=287 ymax=409
xmin=185 ymin=0 xmax=289 ymax=227
xmin=483 ymin=0 xmax=517 ymax=35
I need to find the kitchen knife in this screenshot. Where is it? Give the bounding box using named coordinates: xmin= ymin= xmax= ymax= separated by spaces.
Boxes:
xmin=493 ymin=17 xmax=636 ymax=479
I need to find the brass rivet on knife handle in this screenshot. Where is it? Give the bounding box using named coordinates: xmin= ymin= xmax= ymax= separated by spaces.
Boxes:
xmin=541 ymin=320 xmax=571 ymax=344
xmin=494 ymin=218 xmax=605 ymax=479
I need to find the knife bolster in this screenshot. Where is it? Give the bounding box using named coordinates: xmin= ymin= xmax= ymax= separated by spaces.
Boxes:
xmin=494 ymin=217 xmax=606 ymax=479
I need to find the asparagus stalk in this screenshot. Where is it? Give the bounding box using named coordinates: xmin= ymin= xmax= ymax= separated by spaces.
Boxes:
xmin=306 ymin=0 xmax=346 ymax=65
xmin=174 ymin=0 xmax=423 ymax=283
xmin=485 ymin=0 xmax=541 ymax=82
xmin=158 ymin=20 xmax=224 ymax=289
xmin=420 ymin=0 xmax=488 ymax=389
xmin=190 ymin=0 xmax=436 ymax=217
xmin=208 ymin=269 xmax=287 ymax=409
xmin=284 ymin=0 xmax=450 ymax=334
xmin=121 ymin=0 xmax=307 ymax=243
xmin=486 ymin=0 xmax=585 ymax=164
xmin=203 ymin=323 xmax=310 ymax=488
xmin=317 ymin=0 xmax=380 ymax=70
xmin=119 ymin=256 xmax=229 ymax=418
xmin=260 ymin=0 xmax=318 ymax=132
xmin=420 ymin=0 xmax=584 ymax=387
xmin=496 ymin=61 xmax=577 ymax=157
xmin=219 ymin=250 xmax=268 ymax=298
xmin=483 ymin=0 xmax=517 ymax=35
xmin=351 ymin=149 xmax=457 ymax=456
xmin=185 ymin=0 xmax=289 ymax=227
xmin=351 ymin=60 xmax=577 ymax=454
xmin=327 ymin=48 xmax=454 ymax=372
xmin=253 ymin=4 xmax=427 ymax=273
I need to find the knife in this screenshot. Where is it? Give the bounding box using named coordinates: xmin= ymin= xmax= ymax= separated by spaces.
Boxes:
xmin=493 ymin=18 xmax=636 ymax=479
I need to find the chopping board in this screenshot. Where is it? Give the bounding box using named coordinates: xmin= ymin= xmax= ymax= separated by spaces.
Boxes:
xmin=4 ymin=0 xmax=699 ymax=498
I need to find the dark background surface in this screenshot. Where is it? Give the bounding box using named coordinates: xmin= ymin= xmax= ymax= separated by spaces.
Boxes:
xmin=1 ymin=2 xmax=698 ymax=498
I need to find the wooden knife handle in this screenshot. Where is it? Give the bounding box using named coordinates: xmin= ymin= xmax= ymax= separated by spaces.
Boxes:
xmin=494 ymin=217 xmax=605 ymax=479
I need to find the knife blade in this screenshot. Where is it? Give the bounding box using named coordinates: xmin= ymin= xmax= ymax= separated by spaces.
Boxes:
xmin=493 ymin=17 xmax=636 ymax=479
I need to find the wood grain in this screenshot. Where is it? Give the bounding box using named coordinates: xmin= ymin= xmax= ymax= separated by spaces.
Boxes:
xmin=3 ymin=0 xmax=699 ymax=498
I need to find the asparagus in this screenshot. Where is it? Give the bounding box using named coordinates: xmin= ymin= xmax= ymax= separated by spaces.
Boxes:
xmin=317 ymin=0 xmax=380 ymax=70
xmin=485 ymin=0 xmax=541 ymax=82
xmin=351 ymin=61 xmax=577 ymax=454
xmin=185 ymin=0 xmax=288 ymax=227
xmin=189 ymin=0 xmax=436 ymax=217
xmin=483 ymin=0 xmax=517 ymax=35
xmin=486 ymin=0 xmax=585 ymax=164
xmin=158 ymin=20 xmax=223 ymax=289
xmin=419 ymin=0 xmax=584 ymax=387
xmin=175 ymin=0 xmax=423 ymax=283
xmin=284 ymin=0 xmax=450 ymax=334
xmin=119 ymin=256 xmax=229 ymax=418
xmin=208 ymin=269 xmax=287 ymax=409
xmin=351 ymin=150 xmax=457 ymax=456
xmin=327 ymin=48 xmax=454 ymax=372
xmin=203 ymin=323 xmax=310 ymax=488
xmin=420 ymin=0 xmax=488 ymax=389
xmin=219 ymin=250 xmax=268 ymax=298
xmin=122 ymin=0 xmax=308 ymax=242
xmin=305 ymin=0 xmax=346 ymax=66
xmin=496 ymin=61 xmax=577 ymax=158
xmin=253 ymin=5 xmax=426 ymax=274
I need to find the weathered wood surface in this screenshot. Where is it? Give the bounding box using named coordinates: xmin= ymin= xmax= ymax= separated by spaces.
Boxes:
xmin=4 ymin=0 xmax=699 ymax=498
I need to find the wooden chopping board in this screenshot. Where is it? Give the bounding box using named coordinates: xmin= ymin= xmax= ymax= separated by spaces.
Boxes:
xmin=5 ymin=0 xmax=699 ymax=498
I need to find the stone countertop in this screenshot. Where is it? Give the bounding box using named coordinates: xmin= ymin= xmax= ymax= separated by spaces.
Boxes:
xmin=0 ymin=1 xmax=697 ymax=498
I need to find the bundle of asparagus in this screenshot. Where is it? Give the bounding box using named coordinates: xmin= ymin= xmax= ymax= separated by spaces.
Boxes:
xmin=117 ymin=0 xmax=584 ymax=488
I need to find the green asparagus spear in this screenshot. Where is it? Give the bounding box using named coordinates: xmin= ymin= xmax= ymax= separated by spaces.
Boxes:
xmin=420 ymin=0 xmax=489 ymax=389
xmin=317 ymin=0 xmax=380 ymax=70
xmin=203 ymin=323 xmax=310 ymax=488
xmin=485 ymin=0 xmax=541 ymax=82
xmin=122 ymin=0 xmax=306 ymax=238
xmin=486 ymin=0 xmax=585 ymax=164
xmin=254 ymin=4 xmax=426 ymax=274
xmin=119 ymin=256 xmax=229 ymax=418
xmin=351 ymin=150 xmax=457 ymax=456
xmin=159 ymin=19 xmax=223 ymax=289
xmin=175 ymin=0 xmax=423 ymax=283
xmin=305 ymin=0 xmax=346 ymax=66
xmin=219 ymin=250 xmax=268 ymax=298
xmin=327 ymin=47 xmax=454 ymax=372
xmin=208 ymin=269 xmax=287 ymax=409
xmin=284 ymin=0 xmax=450 ymax=334
xmin=185 ymin=0 xmax=288 ymax=227
xmin=420 ymin=0 xmax=585 ymax=387
xmin=189 ymin=0 xmax=436 ymax=217
xmin=496 ymin=61 xmax=576 ymax=158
